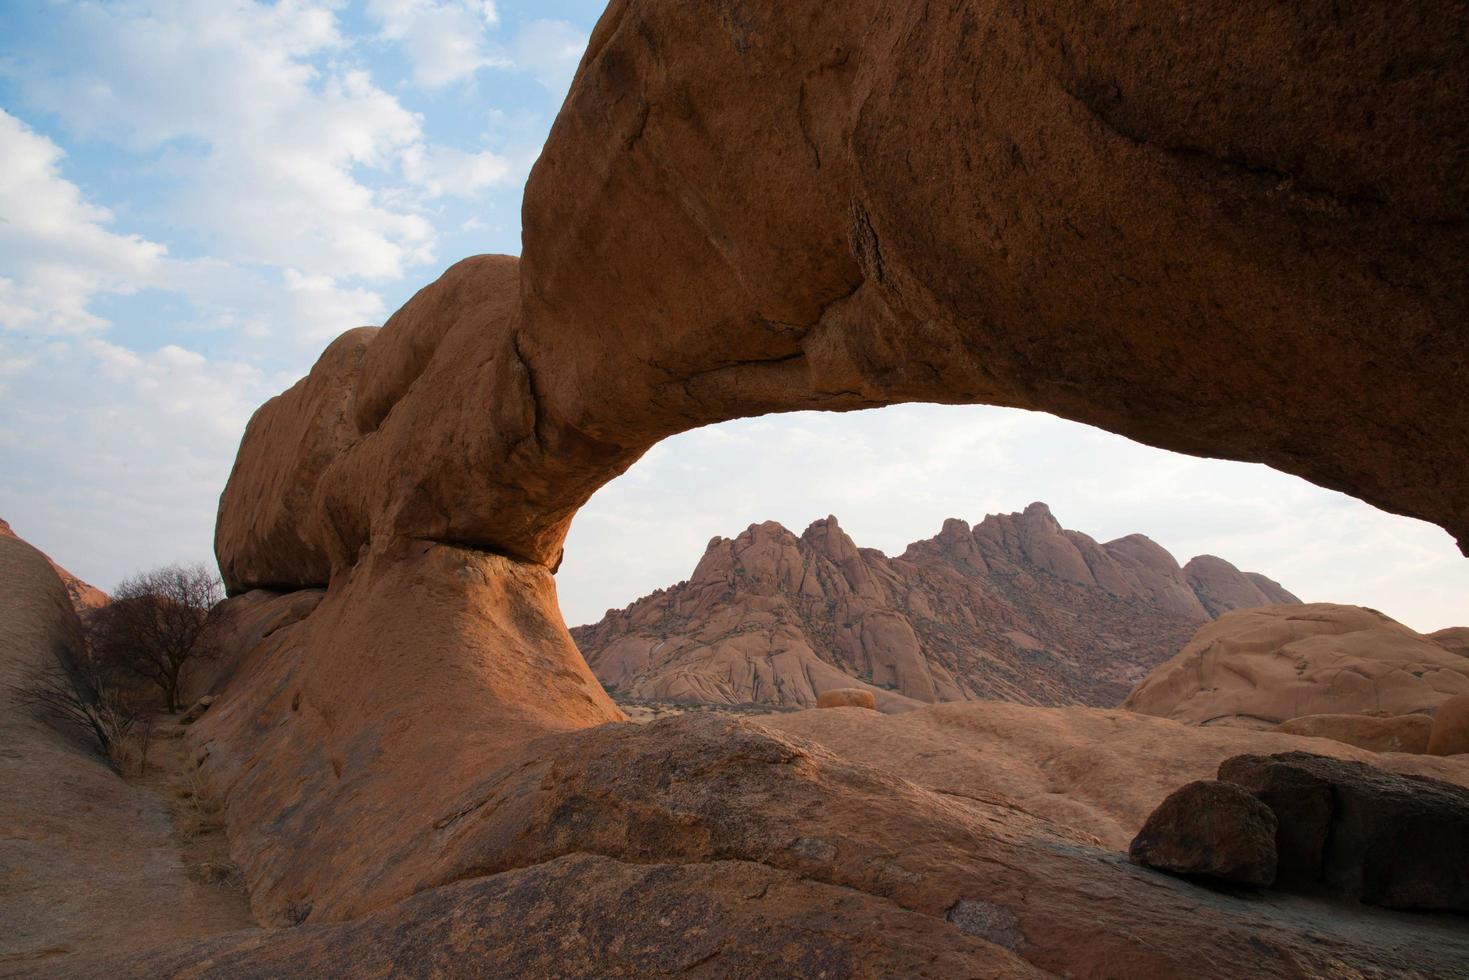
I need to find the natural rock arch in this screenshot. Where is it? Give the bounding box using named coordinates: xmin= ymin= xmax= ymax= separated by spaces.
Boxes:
xmin=201 ymin=0 xmax=1467 ymax=927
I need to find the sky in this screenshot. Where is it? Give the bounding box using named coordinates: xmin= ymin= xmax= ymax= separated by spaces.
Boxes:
xmin=1 ymin=1 xmax=1464 ymax=635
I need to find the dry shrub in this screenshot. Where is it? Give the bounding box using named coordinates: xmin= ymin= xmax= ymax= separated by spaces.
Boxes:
xmin=174 ymin=770 xmax=226 ymax=842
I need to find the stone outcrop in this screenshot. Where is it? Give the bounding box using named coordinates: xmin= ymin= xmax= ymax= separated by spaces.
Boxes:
xmin=174 ymin=0 xmax=1469 ymax=975
xmin=1431 ymin=627 xmax=1469 ymax=658
xmin=1429 ymin=694 xmax=1469 ymax=756
xmin=1127 ymin=780 xmax=1277 ymax=886
xmin=0 ymin=516 xmax=108 ymax=614
xmin=1219 ymin=752 xmax=1469 ymax=913
xmin=575 ymin=505 xmax=1296 ymax=711
xmin=816 ymin=688 xmax=876 ymax=710
xmin=1273 ymin=713 xmax=1434 ymax=754
xmin=1184 ymin=556 xmax=1297 ymax=618
xmin=1124 ymin=604 xmax=1469 ymax=728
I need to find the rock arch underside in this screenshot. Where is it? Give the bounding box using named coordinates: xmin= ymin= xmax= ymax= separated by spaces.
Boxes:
xmin=183 ymin=1 xmax=1467 ymax=975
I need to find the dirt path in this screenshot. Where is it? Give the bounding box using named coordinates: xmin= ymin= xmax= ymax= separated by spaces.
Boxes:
xmin=0 ymin=710 xmax=254 ymax=977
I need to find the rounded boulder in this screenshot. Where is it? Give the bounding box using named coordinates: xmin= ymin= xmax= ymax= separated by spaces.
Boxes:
xmin=816 ymin=689 xmax=877 ymax=711
xmin=1428 ymin=694 xmax=1469 ymax=756
xmin=1128 ymin=780 xmax=1277 ymax=887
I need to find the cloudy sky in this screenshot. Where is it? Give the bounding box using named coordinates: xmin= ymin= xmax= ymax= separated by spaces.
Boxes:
xmin=1 ymin=1 xmax=1464 ymax=635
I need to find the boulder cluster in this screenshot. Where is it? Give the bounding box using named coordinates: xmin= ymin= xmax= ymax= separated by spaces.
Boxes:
xmin=1131 ymin=752 xmax=1469 ymax=915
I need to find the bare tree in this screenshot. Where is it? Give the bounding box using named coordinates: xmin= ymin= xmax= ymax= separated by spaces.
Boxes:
xmin=86 ymin=563 xmax=224 ymax=712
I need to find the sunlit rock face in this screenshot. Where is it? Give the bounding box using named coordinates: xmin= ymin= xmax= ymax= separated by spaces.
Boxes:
xmin=193 ymin=0 xmax=1469 ymax=973
xmin=1124 ymin=604 xmax=1469 ymax=728
xmin=573 ymin=505 xmax=1297 ymax=711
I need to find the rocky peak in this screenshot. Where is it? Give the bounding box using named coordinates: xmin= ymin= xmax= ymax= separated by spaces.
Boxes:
xmin=1184 ymin=555 xmax=1300 ymax=618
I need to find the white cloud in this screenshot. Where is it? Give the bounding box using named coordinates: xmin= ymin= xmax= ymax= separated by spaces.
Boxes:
xmin=0 ymin=335 xmax=274 ymax=589
xmin=511 ymin=20 xmax=588 ymax=94
xmin=368 ymin=0 xmax=509 ymax=88
xmin=21 ymin=2 xmax=433 ymax=282
xmin=0 ymin=109 xmax=168 ymax=334
xmin=399 ymin=144 xmax=514 ymax=199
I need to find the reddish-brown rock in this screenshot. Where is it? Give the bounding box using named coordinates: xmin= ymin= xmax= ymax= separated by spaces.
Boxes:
xmin=1128 ymin=779 xmax=1277 ymax=886
xmin=816 ymin=688 xmax=877 ymax=710
xmin=1124 ymin=604 xmax=1469 ymax=728
xmin=1428 ymin=694 xmax=1469 ymax=756
xmin=51 ymin=853 xmax=1048 ymax=980
xmin=1273 ymin=713 xmax=1435 ymax=754
xmin=576 ymin=506 xmax=1295 ymax=711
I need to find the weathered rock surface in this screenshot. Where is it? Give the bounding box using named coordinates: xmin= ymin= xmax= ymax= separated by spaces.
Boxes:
xmin=1219 ymin=752 xmax=1469 ymax=913
xmin=1124 ymin=604 xmax=1469 ymax=728
xmin=0 ymin=516 xmax=108 ymax=614
xmin=765 ymin=700 xmax=1469 ymax=854
xmin=0 ymin=527 xmax=250 ymax=975
xmin=1428 ymin=693 xmax=1469 ymax=756
xmin=816 ymin=688 xmax=876 ymax=710
xmin=1127 ymin=780 xmax=1277 ymax=886
xmin=575 ymin=505 xmax=1296 ymax=711
xmin=1273 ymin=713 xmax=1435 ymax=754
xmin=48 ymin=853 xmax=1047 ymax=980
xmin=184 ymin=702 xmax=1469 ymax=977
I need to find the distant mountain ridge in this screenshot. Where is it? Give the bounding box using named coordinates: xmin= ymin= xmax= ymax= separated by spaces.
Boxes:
xmin=572 ymin=503 xmax=1300 ymax=711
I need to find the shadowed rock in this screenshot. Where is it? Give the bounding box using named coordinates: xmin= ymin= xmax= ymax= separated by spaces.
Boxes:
xmin=1219 ymin=752 xmax=1469 ymax=913
xmin=1128 ymin=780 xmax=1278 ymax=886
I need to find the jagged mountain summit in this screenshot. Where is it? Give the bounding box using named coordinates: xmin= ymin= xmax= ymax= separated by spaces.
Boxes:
xmin=573 ymin=503 xmax=1299 ymax=711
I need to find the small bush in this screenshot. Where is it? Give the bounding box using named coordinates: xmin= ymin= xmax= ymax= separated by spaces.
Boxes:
xmin=10 ymin=661 xmax=139 ymax=771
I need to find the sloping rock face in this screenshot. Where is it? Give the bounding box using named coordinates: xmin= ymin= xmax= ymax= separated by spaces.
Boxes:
xmin=1185 ymin=556 xmax=1296 ymax=618
xmin=186 ymin=0 xmax=1469 ymax=975
xmin=574 ymin=504 xmax=1297 ymax=710
xmin=0 ymin=517 xmax=108 ymax=613
xmin=1124 ymin=604 xmax=1469 ymax=728
xmin=0 ymin=528 xmax=248 ymax=973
